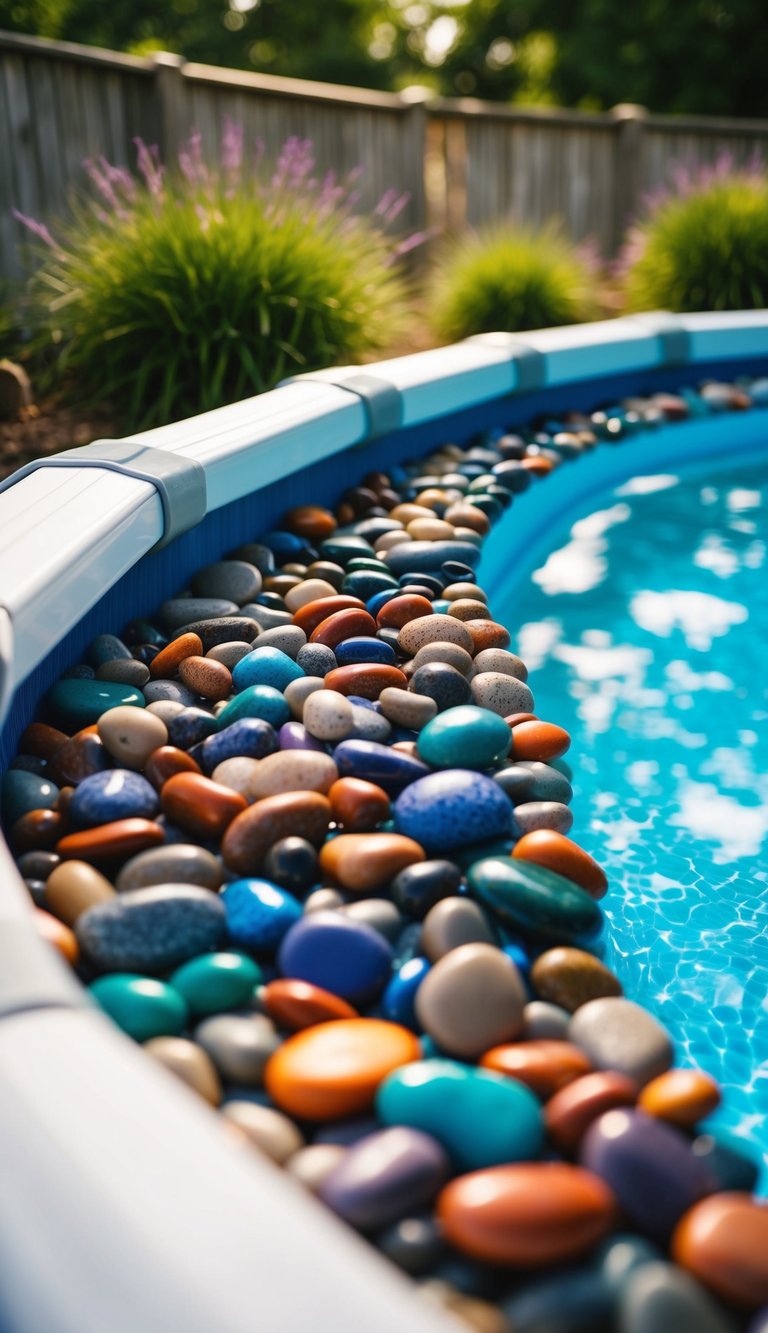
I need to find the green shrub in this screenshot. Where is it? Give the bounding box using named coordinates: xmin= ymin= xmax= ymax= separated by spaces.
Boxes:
xmin=428 ymin=222 xmax=598 ymax=342
xmin=16 ymin=133 xmax=414 ymax=430
xmin=623 ymin=165 xmax=768 ymax=312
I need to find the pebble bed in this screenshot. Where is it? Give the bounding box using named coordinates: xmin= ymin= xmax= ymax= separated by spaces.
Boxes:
xmin=3 ymin=378 xmax=768 ymax=1333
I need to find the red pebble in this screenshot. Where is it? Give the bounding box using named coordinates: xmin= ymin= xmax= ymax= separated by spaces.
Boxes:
xmin=324 ymin=664 xmax=408 ymax=700
xmin=161 ymin=772 xmax=247 ymax=838
xmin=376 ymin=595 xmax=434 ymax=630
xmin=309 ymin=608 xmax=377 ymax=649
xmin=293 ymin=596 xmax=365 ymax=636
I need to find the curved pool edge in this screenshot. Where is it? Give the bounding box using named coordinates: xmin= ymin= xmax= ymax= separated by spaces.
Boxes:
xmin=1 ymin=311 xmax=767 ymax=1333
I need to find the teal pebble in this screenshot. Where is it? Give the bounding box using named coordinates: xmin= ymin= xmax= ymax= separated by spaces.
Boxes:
xmin=216 ymin=684 xmax=291 ymax=730
xmin=169 ymin=952 xmax=262 ymax=1015
xmin=45 ymin=679 xmax=145 ymax=730
xmin=231 ymin=647 xmax=304 ymax=695
xmin=377 ymin=1058 xmax=544 ymax=1171
xmin=468 ymin=856 xmax=603 ymax=943
xmin=1 ymin=770 xmax=60 ymax=825
xmin=417 ymin=705 xmax=511 ymax=771
xmin=89 ymin=973 xmax=188 ymax=1042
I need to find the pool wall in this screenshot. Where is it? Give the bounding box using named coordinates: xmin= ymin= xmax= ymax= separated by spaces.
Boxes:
xmin=1 ymin=310 xmax=767 ymax=1333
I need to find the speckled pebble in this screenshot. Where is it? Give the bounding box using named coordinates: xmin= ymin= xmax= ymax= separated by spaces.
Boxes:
xmin=472 ymin=649 xmax=528 ymax=680
xmin=303 ymin=690 xmax=355 ymax=741
xmin=471 ymin=672 xmax=534 ymax=717
xmin=513 ymin=800 xmax=574 ymax=836
xmin=69 ymin=769 xmax=159 ymax=828
xmin=77 ymin=884 xmax=226 ymax=974
xmin=394 ymin=769 xmax=515 ymax=854
xmin=398 ymin=615 xmax=474 ymax=656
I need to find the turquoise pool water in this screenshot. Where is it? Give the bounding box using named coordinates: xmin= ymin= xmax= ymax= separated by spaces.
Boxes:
xmin=492 ymin=457 xmax=768 ymax=1186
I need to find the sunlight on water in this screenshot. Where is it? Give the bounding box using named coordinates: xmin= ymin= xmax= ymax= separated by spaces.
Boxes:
xmin=502 ymin=464 xmax=768 ymax=1182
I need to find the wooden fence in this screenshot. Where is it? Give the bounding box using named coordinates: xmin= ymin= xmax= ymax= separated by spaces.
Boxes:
xmin=2 ymin=27 xmax=768 ymax=285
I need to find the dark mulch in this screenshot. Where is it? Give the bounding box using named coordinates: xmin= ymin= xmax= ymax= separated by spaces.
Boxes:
xmin=0 ymin=398 xmax=118 ymax=481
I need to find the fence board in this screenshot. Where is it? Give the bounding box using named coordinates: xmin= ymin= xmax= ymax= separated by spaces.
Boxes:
xmin=2 ymin=29 xmax=768 ymax=288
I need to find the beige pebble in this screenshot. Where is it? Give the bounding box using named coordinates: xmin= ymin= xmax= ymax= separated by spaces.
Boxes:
xmin=443 ymin=502 xmax=490 ymax=534
xmin=375 ymin=531 xmax=412 ymax=554
xmin=407 ymin=518 xmax=456 ymax=542
xmin=284 ymin=579 xmax=338 ymax=613
xmin=421 ymin=898 xmax=496 ymax=963
xmin=473 ymin=649 xmax=528 ymax=680
xmin=115 ymin=843 xmax=223 ymax=892
xmin=145 ymin=700 xmax=186 ymax=724
xmin=255 ymin=626 xmax=307 ymax=658
xmin=304 ymin=888 xmax=345 ymax=913
xmin=448 ymin=599 xmax=491 ymax=622
xmin=513 ymin=801 xmax=574 ymax=835
xmin=144 ymin=1036 xmax=222 ymax=1105
xmin=206 ymin=641 xmax=253 ymax=669
xmin=215 ymin=749 xmax=338 ymax=802
xmin=221 ymin=1100 xmax=305 ymax=1165
xmin=195 ymin=1013 xmax=280 ymax=1085
xmin=284 ymin=676 xmax=325 ymax=720
xmin=379 ymin=687 xmax=437 ymax=730
xmin=303 ymin=689 xmax=355 ymax=741
xmin=97 ymin=706 xmax=168 ymax=769
xmin=287 ymin=1143 xmax=347 ymax=1192
xmin=399 ymin=615 xmax=473 ymax=656
xmin=411 ymin=642 xmax=475 ymax=677
xmin=389 ymin=503 xmax=435 ymax=525
xmin=416 ymin=943 xmax=526 ymax=1061
xmin=443 ymin=583 xmax=487 ymax=603
xmin=470 ymin=671 xmax=534 ymax=716
xmin=45 ymin=860 xmax=115 ymax=925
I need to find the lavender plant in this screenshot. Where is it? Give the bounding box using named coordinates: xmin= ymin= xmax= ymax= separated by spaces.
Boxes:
xmin=16 ymin=126 xmax=417 ymax=430
xmin=621 ymin=154 xmax=768 ymax=313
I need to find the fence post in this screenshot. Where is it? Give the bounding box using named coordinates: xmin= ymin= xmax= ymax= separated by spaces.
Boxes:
xmin=400 ymin=86 xmax=431 ymax=248
xmin=610 ymin=103 xmax=648 ymax=255
xmin=153 ymin=51 xmax=186 ymax=162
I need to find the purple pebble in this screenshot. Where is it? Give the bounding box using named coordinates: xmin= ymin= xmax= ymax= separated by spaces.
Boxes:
xmin=319 ymin=1126 xmax=450 ymax=1231
xmin=278 ymin=720 xmax=327 ymax=752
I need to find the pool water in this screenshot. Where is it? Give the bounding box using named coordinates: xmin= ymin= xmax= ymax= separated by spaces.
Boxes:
xmin=492 ymin=458 xmax=768 ymax=1186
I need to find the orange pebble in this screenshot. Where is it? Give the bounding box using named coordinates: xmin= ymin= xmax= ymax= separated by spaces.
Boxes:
xmin=282 ymin=505 xmax=337 ymax=542
xmin=56 ymin=818 xmax=165 ymax=862
xmin=672 ymin=1193 xmax=768 ymax=1309
xmin=293 ymin=596 xmax=365 ymax=636
xmin=464 ymin=620 xmax=511 ymax=653
xmin=265 ymin=1019 xmax=420 ymax=1120
xmin=177 ymin=655 xmax=232 ymax=702
xmin=149 ymin=632 xmax=204 ymax=679
xmin=11 ymin=808 xmax=65 ymax=853
xmin=35 ymin=907 xmax=79 ymax=966
xmin=480 ymin=1040 xmax=592 ymax=1100
xmin=262 ymin=979 xmax=358 ymax=1031
xmin=320 ymin=832 xmax=425 ymax=893
xmin=309 ymin=608 xmax=377 ymax=649
xmin=328 ymin=777 xmax=390 ymax=832
xmin=324 ymin=663 xmax=408 ymax=700
xmin=513 ymin=831 xmax=608 ymax=900
xmin=437 ymin=1163 xmax=616 ymax=1267
xmin=144 ymin=745 xmax=202 ymax=791
xmin=505 ymin=713 xmax=539 ymax=728
xmin=511 ymin=721 xmax=571 ymax=762
xmin=522 ymin=456 xmax=555 ymax=476
xmin=376 ymin=594 xmax=434 ymax=630
xmin=161 ymin=772 xmax=247 ymax=838
xmin=638 ymin=1068 xmax=721 ymax=1128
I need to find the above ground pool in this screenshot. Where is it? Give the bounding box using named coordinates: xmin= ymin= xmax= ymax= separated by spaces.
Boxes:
xmin=1 ymin=313 xmax=768 ymax=1333
xmin=483 ymin=453 xmax=768 ymax=1188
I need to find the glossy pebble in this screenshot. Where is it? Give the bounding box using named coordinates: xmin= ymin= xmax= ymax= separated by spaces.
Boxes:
xmin=480 ymin=1040 xmax=592 ymax=1099
xmin=333 ymin=739 xmax=429 ymax=794
xmin=45 ymin=859 xmax=115 ymax=925
xmin=46 ymin=679 xmax=145 ymax=730
xmin=328 ymin=777 xmax=390 ymax=832
xmin=320 ymin=832 xmax=425 ymax=893
xmin=391 ymin=859 xmax=463 ymax=919
xmin=169 ymin=952 xmax=262 ymax=1015
xmin=77 ymin=884 xmax=226 ymax=974
xmin=196 ymin=718 xmax=278 ymax=773
xmin=56 ymin=818 xmax=165 ymax=864
xmin=468 ymin=856 xmax=602 ymax=943
xmin=513 ymin=829 xmax=607 ymax=899
xmin=278 ymin=911 xmax=393 ymax=1005
xmin=215 ymin=684 xmax=290 ymax=731
xmin=436 ymin=1162 xmax=616 ymax=1266
xmin=115 ymin=843 xmax=223 ymax=893
xmin=262 ymin=979 xmax=358 ymax=1030
xmin=177 ymin=656 xmax=232 ymax=702
xmin=160 ymin=772 xmax=247 ymax=838
xmin=639 ymin=1068 xmax=722 ymax=1128
xmin=417 ymin=705 xmax=511 ymax=770
xmin=620 ymin=1261 xmax=740 ymax=1333
xmin=377 ymin=1060 xmax=543 ymax=1171
xmin=324 ymin=664 xmax=408 ymax=700
xmin=672 ymin=1193 xmax=768 ymax=1309
xmin=420 ymin=898 xmax=495 ymax=960
xmin=222 ymin=792 xmax=332 ymax=875
xmin=569 ymin=998 xmax=674 ymax=1087
xmin=265 ymin=1019 xmax=420 ymax=1120
xmin=319 ymin=1126 xmax=449 ymax=1231
xmin=97 ymin=706 xmax=168 ymax=769
xmin=394 ymin=770 xmax=514 ymax=853
xmin=415 ymin=943 xmax=526 ymax=1059
xmin=222 ymin=1101 xmax=304 ymax=1165
xmin=89 ymin=973 xmax=188 ymax=1041
xmin=231 ymin=647 xmax=303 ymax=694
xmin=144 ymin=1036 xmax=222 ymax=1105
xmin=68 ymin=770 xmax=158 ymax=828
xmin=531 ymin=947 xmax=622 ymax=1012
xmin=221 ymin=878 xmax=303 ymax=952
xmin=545 ymin=1071 xmax=640 ymax=1153
xmin=581 ymin=1109 xmax=716 ymax=1242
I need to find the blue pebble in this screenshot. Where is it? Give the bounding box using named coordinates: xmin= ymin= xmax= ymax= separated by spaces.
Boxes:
xmin=382 ymin=956 xmax=430 ymax=1030
xmin=503 ymin=1269 xmax=615 ymax=1332
xmin=87 ymin=633 xmax=132 ymax=667
xmin=366 ymin=589 xmax=401 ymax=617
xmin=69 ymin=769 xmax=159 ymax=827
xmin=341 ymin=570 xmax=400 ymax=601
xmin=277 ymin=910 xmax=393 ymax=1004
xmin=167 ymin=707 xmax=219 ymax=749
xmin=384 ymin=542 xmax=480 ymax=576
xmin=216 ymin=685 xmax=291 ymax=730
xmin=333 ymin=739 xmax=430 ymax=794
xmin=195 ymin=717 xmax=278 ymax=775
xmin=394 ymin=769 xmax=514 ymax=854
xmin=260 ymin=530 xmax=312 ymax=562
xmin=221 ymin=878 xmax=303 ymax=953
xmin=398 ymin=572 xmax=444 ymax=595
xmin=334 ymin=637 xmax=396 ymax=667
xmin=1 ymin=770 xmax=60 ymax=825
xmin=232 ymin=646 xmax=304 ymax=694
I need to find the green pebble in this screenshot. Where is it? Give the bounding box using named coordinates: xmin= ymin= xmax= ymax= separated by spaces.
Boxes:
xmin=89 ymin=973 xmax=188 ymax=1042
xmin=216 ymin=684 xmax=291 ymax=730
xmin=431 ymin=599 xmax=451 ymax=614
xmin=46 ymin=679 xmax=145 ymax=730
xmin=169 ymin=952 xmax=262 ymax=1016
xmin=377 ymin=1059 xmax=544 ymax=1171
xmin=417 ymin=704 xmax=511 ymax=770
xmin=1 ymin=770 xmax=60 ymax=825
xmin=345 ymin=557 xmax=391 ymax=573
xmin=468 ymin=855 xmax=603 ymax=943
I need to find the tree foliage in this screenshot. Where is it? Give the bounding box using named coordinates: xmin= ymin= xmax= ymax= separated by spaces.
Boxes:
xmin=1 ymin=0 xmax=766 ymax=116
